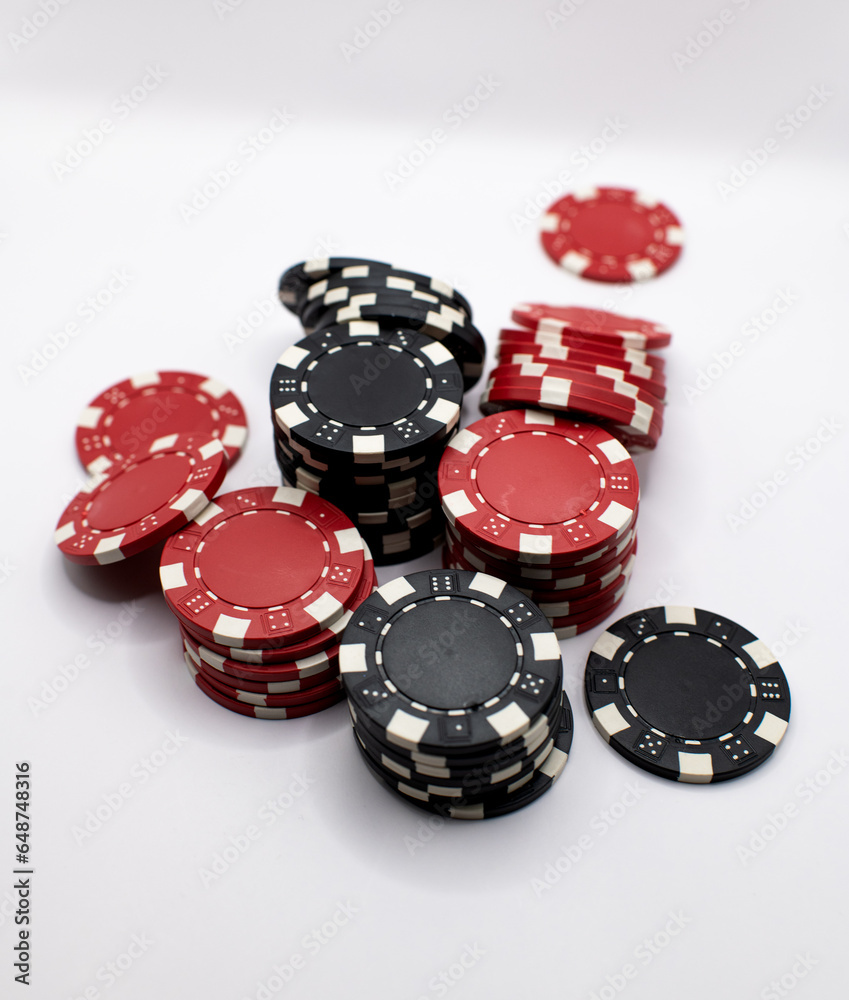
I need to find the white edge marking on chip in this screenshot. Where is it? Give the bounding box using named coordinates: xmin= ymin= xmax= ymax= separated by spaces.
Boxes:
xmin=398 ymin=782 xmax=429 ymax=802
xmin=443 ymin=490 xmax=477 ymax=521
xmin=348 ymin=320 xmax=380 ymax=338
xmin=339 ymin=644 xmax=368 ymax=675
xmin=754 ymin=712 xmax=788 ymax=746
xmin=539 ymin=746 xmax=568 ymax=780
xmin=539 ymin=376 xmax=571 ymax=406
xmin=183 ymin=641 xmax=201 ymax=667
xmin=630 ymin=399 xmax=653 ymax=433
xmin=573 ymin=185 xmax=599 ymax=200
xmin=742 ymin=638 xmax=778 ymax=669
xmin=447 ymin=428 xmax=481 ymax=455
xmin=540 ymin=213 xmax=559 ymax=233
xmin=522 ymin=409 xmax=555 ymax=426
xmin=531 ymin=632 xmax=561 ymax=661
xmin=518 ymin=363 xmax=547 ymax=377
xmin=377 ymin=576 xmax=417 ymax=605
xmin=194 ymin=500 xmax=223 ymax=525
xmin=272 ymin=485 xmax=305 ymax=507
xmin=77 ymin=405 xmax=103 ymax=429
xmin=469 ymin=573 xmax=505 ymax=599
xmin=424 ymin=309 xmax=452 ymax=333
xmin=519 ymin=533 xmax=553 ymax=556
xmin=626 ymin=259 xmax=657 ymax=281
xmin=387 ymin=709 xmax=430 ymax=746
xmin=304 ymin=258 xmax=328 ymax=273
xmin=597 ymin=500 xmax=633 ymax=532
xmin=222 ymin=425 xmax=247 ymax=448
xmin=349 ymin=293 xmax=377 ymax=309
xmin=352 ymin=434 xmax=385 ymax=458
xmin=198 ymin=439 xmax=226 ymax=460
xmin=184 ymin=652 xmax=198 ymax=677
xmin=277 ymin=344 xmax=311 ymax=369
xmin=430 ymin=278 xmax=453 ymax=298
xmin=678 ymin=752 xmax=713 ymax=783
xmin=334 ymin=527 xmax=363 ymax=554
xmin=214 ymin=614 xmax=249 ymax=642
xmin=597 ymin=436 xmax=632 ymax=465
xmin=305 ymin=592 xmax=343 ymax=625
xmin=275 ymin=401 xmax=309 ymax=430
xmin=666 ymin=225 xmax=685 ymax=246
xmin=159 ymin=562 xmax=187 ymax=591
xmin=171 ymin=488 xmax=204 ymax=514
xmin=560 ymin=250 xmax=591 ymax=274
xmin=419 ymin=339 xmax=453 ymax=367
xmin=94 ymin=536 xmax=125 ymax=564
xmin=425 ymin=397 xmax=459 ymax=428
xmin=149 ymin=434 xmax=178 ymax=451
xmin=633 ymin=190 xmax=658 ymax=208
xmin=487 ymin=702 xmax=531 ymax=741
xmin=54 ymin=522 xmax=76 ymax=544
xmin=341 ymin=265 xmax=368 ymax=279
xmin=450 ymin=803 xmax=484 ymax=819
xmin=664 ymin=606 xmax=697 ymax=625
xmin=324 ymin=286 xmax=348 ymax=306
xmin=197 ymin=646 xmax=225 ymax=672
xmin=592 ymin=702 xmax=630 ymax=740
xmin=130 ymin=371 xmax=160 ymax=388
xmin=198 ymin=377 xmax=227 ymax=399
xmin=306 ymin=278 xmax=328 ymax=300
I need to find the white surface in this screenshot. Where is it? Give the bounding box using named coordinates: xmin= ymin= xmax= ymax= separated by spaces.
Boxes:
xmin=4 ymin=1 xmax=849 ymax=997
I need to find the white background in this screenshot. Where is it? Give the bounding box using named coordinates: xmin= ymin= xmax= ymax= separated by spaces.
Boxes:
xmin=3 ymin=1 xmax=849 ymax=998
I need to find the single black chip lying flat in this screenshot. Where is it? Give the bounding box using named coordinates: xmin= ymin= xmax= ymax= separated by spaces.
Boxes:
xmin=584 ymin=606 xmax=791 ymax=783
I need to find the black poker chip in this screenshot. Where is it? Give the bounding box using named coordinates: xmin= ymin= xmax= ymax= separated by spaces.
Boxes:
xmin=584 ymin=606 xmax=791 ymax=783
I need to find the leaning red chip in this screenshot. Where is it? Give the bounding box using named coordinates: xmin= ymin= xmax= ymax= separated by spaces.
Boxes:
xmin=498 ymin=329 xmax=667 ymax=371
xmin=511 ymin=305 xmax=672 ymax=349
xmin=55 ymin=434 xmax=229 ymax=565
xmin=540 ymin=187 xmax=684 ymax=282
xmin=159 ymin=486 xmax=366 ymax=648
xmin=75 ymin=370 xmax=248 ymax=473
xmin=490 ymin=362 xmax=666 ymax=407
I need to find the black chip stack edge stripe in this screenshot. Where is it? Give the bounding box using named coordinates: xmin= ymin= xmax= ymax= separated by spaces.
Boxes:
xmin=272 ymin=258 xmax=485 ymax=564
xmin=340 ymin=569 xmax=573 ymax=819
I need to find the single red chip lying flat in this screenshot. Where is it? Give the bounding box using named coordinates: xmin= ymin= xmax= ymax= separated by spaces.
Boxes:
xmin=75 ymin=370 xmax=248 ymax=473
xmin=540 ymin=187 xmax=684 ymax=282
xmin=55 ymin=434 xmax=229 ymax=565
xmin=159 ymin=486 xmax=366 ymax=648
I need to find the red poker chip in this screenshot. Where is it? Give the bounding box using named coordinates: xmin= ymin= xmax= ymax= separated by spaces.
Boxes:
xmin=194 ymin=657 xmax=342 ymax=707
xmin=498 ymin=329 xmax=667 ymax=372
xmin=444 ymin=532 xmax=638 ymax=600
xmin=180 ymin=627 xmax=340 ymax=687
xmin=497 ymin=341 xmax=666 ymax=380
xmin=55 ymin=434 xmax=229 ymax=565
xmin=512 ymin=305 xmax=671 ymax=339
xmin=490 ymin=363 xmax=666 ymax=408
xmin=443 ymin=508 xmax=639 ymax=573
xmin=75 ymin=370 xmax=248 ymax=473
xmin=511 ymin=305 xmax=672 ymax=350
xmin=438 ymin=412 xmax=638 ymax=564
xmin=481 ymin=376 xmax=663 ymax=439
xmin=175 ymin=559 xmax=376 ymax=670
xmin=159 ymin=486 xmax=366 ymax=648
xmin=184 ymin=654 xmax=344 ymax=719
xmin=540 ymin=187 xmax=684 ymax=283
xmin=551 ymin=595 xmax=627 ymax=638
xmin=495 ymin=350 xmax=666 ymax=399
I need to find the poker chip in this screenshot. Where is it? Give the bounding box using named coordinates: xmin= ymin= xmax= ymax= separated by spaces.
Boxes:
xmin=279 ymin=258 xmax=483 ymax=390
xmin=193 ymin=658 xmax=343 ymax=708
xmin=340 ymin=569 xmax=571 ymax=818
xmin=497 ymin=341 xmax=665 ymax=379
xmin=585 ymin=607 xmax=791 ymax=782
xmin=540 ymin=187 xmax=684 ymax=282
xmin=480 ymin=381 xmax=663 ymax=449
xmin=184 ymin=654 xmax=345 ymax=719
xmin=495 ymin=353 xmax=667 ymax=400
xmin=355 ymin=690 xmax=573 ymax=820
xmin=55 ymin=434 xmax=229 ymax=565
xmin=271 ymin=325 xmax=462 ymax=466
xmin=498 ymin=329 xmax=667 ymax=373
xmin=159 ymin=486 xmax=366 ymax=648
xmin=490 ymin=362 xmax=666 ymax=407
xmin=512 ymin=304 xmax=673 ymax=347
xmin=306 ymin=303 xmax=485 ymax=391
xmin=75 ymin=371 xmax=248 ymax=473
xmin=270 ymin=294 xmax=470 ymax=563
